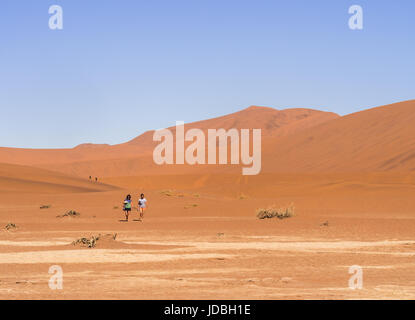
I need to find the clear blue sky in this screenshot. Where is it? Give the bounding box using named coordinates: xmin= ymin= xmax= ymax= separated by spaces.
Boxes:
xmin=1 ymin=0 xmax=414 ymax=148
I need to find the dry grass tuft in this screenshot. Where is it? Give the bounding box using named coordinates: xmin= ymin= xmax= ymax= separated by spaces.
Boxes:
xmin=5 ymin=223 xmax=17 ymax=231
xmin=40 ymin=205 xmax=51 ymax=209
xmin=160 ymin=190 xmax=174 ymax=196
xmin=184 ymin=204 xmax=198 ymax=209
xmin=57 ymin=210 xmax=80 ymax=218
xmin=72 ymin=233 xmax=117 ymax=248
xmin=256 ymin=204 xmax=295 ymax=220
xmin=161 ymin=190 xmax=186 ymax=197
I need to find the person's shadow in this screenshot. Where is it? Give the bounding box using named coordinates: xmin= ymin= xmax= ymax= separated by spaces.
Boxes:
xmin=118 ymin=219 xmax=128 ymax=222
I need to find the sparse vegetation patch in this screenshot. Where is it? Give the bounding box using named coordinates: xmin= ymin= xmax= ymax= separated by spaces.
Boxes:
xmin=184 ymin=204 xmax=198 ymax=209
xmin=5 ymin=223 xmax=17 ymax=231
xmin=160 ymin=190 xmax=174 ymax=196
xmin=161 ymin=190 xmax=186 ymax=197
xmin=72 ymin=233 xmax=117 ymax=248
xmin=57 ymin=210 xmax=80 ymax=218
xmin=256 ymin=204 xmax=295 ymax=220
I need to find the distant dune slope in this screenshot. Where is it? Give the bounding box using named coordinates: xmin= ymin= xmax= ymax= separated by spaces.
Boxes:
xmin=1 ymin=101 xmax=414 ymax=178
xmin=262 ymin=100 xmax=415 ymax=172
xmin=128 ymin=106 xmax=339 ymax=143
xmin=42 ymin=100 xmax=415 ymax=177
xmin=0 ymin=106 xmax=338 ymax=177
xmin=0 ymin=163 xmax=117 ymax=194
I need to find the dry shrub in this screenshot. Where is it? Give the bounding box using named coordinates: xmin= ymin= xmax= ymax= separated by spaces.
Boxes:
xmin=160 ymin=190 xmax=174 ymax=196
xmin=5 ymin=223 xmax=17 ymax=230
xmin=256 ymin=204 xmax=295 ymax=220
xmin=184 ymin=204 xmax=198 ymax=209
xmin=72 ymin=236 xmax=99 ymax=248
xmin=161 ymin=190 xmax=185 ymax=197
xmin=72 ymin=233 xmax=117 ymax=248
xmin=57 ymin=210 xmax=80 ymax=218
xmin=40 ymin=205 xmax=51 ymax=209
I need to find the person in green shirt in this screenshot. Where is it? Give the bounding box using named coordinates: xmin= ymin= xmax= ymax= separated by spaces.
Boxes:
xmin=123 ymin=194 xmax=132 ymax=221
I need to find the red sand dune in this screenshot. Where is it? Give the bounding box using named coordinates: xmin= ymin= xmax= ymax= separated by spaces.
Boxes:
xmin=1 ymin=101 xmax=414 ymax=178
xmin=0 ymin=106 xmax=339 ymax=177
xmin=0 ymin=162 xmax=116 ymax=194
xmin=262 ymin=100 xmax=415 ymax=172
xmin=47 ymin=100 xmax=415 ymax=177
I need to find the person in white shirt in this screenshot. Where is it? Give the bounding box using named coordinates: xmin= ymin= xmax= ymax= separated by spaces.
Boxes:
xmin=138 ymin=193 xmax=148 ymax=221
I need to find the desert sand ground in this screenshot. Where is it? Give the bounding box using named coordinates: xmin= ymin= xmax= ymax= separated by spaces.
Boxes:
xmin=1 ymin=101 xmax=414 ymax=299
xmin=1 ymin=171 xmax=415 ymax=300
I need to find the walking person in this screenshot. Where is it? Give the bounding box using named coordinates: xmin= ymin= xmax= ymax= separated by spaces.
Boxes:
xmin=138 ymin=193 xmax=148 ymax=221
xmin=123 ymin=194 xmax=132 ymax=221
